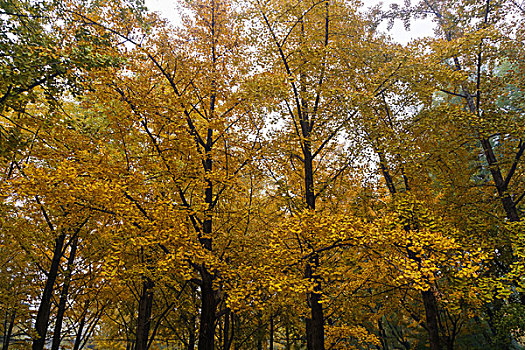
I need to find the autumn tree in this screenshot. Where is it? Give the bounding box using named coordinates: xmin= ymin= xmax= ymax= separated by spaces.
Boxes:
xmin=62 ymin=0 xmax=268 ymax=349
xmin=363 ymin=0 xmax=525 ymax=347
xmin=248 ymin=0 xmax=405 ymax=348
xmin=2 ymin=0 xmax=524 ymax=349
xmin=0 ymin=0 xmax=122 ymax=348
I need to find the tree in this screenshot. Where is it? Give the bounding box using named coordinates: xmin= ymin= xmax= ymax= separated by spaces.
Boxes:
xmin=63 ymin=0 xmax=266 ymax=349
xmin=1 ymin=0 xmax=524 ymax=349
xmin=250 ymin=0 xmax=377 ymax=347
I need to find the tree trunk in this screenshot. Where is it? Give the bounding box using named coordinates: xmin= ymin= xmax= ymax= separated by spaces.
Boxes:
xmin=303 ymin=136 xmax=325 ymax=350
xmin=51 ymin=234 xmax=79 ymax=350
xmin=2 ymin=310 xmax=16 ymax=350
xmin=480 ymin=138 xmax=520 ymax=222
xmin=378 ymin=154 xmax=442 ymax=350
xmin=198 ymin=267 xmax=217 ymax=350
xmin=377 ymin=151 xmax=396 ymax=195
xmin=256 ymin=314 xmax=264 ymax=350
xmin=197 ymin=185 xmax=217 ymax=350
xmin=480 ymin=138 xmax=525 ymax=302
xmin=32 ymin=230 xmax=66 ymax=350
xmin=223 ymin=309 xmax=234 ymax=350
xmin=197 ymin=103 xmax=218 ymax=349
xmin=285 ymin=324 xmax=291 ymax=350
xmin=233 ymin=314 xmax=240 ymax=350
xmin=135 ymin=277 xmax=155 ymax=350
xmin=422 ymin=290 xmax=442 ymax=350
xmin=269 ymin=315 xmax=274 ymax=350
xmin=72 ymin=311 xmax=86 ymax=350
xmin=306 ymin=260 xmax=325 ymax=350
xmin=257 ymin=332 xmax=263 ymax=350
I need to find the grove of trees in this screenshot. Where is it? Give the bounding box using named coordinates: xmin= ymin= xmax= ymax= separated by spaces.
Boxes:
xmin=1 ymin=0 xmax=524 ymax=349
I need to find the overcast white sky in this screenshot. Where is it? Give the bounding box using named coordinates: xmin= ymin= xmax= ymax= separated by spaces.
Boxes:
xmin=144 ymin=0 xmax=436 ymax=44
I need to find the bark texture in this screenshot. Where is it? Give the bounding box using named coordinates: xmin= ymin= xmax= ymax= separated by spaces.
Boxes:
xmin=32 ymin=230 xmax=66 ymax=350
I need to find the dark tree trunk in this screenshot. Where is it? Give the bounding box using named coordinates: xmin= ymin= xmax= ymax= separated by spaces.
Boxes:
xmin=269 ymin=315 xmax=274 ymax=350
xmin=197 ymin=87 xmax=218 ymax=350
xmin=51 ymin=234 xmax=79 ymax=350
xmin=303 ymin=142 xmax=316 ymax=350
xmin=480 ymin=139 xmax=525 ymax=303
xmin=196 ymin=156 xmax=218 ymax=350
xmin=223 ymin=309 xmax=234 ymax=350
xmin=303 ymin=136 xmax=325 ymax=350
xmin=305 ymin=260 xmax=325 ymax=350
xmin=310 ymin=292 xmax=325 ymax=350
xmin=197 ymin=181 xmax=218 ymax=350
xmin=408 ymin=249 xmax=442 ymax=350
xmin=198 ymin=268 xmax=217 ymax=350
xmin=379 ymin=156 xmax=442 ymax=350
xmin=480 ymin=138 xmax=520 ymax=222
xmin=32 ymin=230 xmax=66 ymax=350
xmin=2 ymin=310 xmax=16 ymax=350
xmin=256 ymin=314 xmax=264 ymax=350
xmin=285 ymin=324 xmax=291 ymax=350
xmin=378 ymin=151 xmax=396 ymax=195
xmin=233 ymin=314 xmax=239 ymax=350
xmin=72 ymin=311 xmax=86 ymax=350
xmin=257 ymin=331 xmax=263 ymax=350
xmin=422 ymin=290 xmax=442 ymax=350
xmin=135 ymin=277 xmax=155 ymax=350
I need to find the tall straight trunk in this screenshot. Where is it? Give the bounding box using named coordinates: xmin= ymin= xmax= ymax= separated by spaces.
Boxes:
xmin=72 ymin=311 xmax=86 ymax=350
xmin=198 ymin=0 xmax=218 ymax=337
xmin=223 ymin=309 xmax=234 ymax=350
xmin=378 ymin=155 xmax=442 ymax=350
xmin=460 ymin=0 xmax=520 ymax=223
xmin=305 ymin=260 xmax=324 ymax=350
xmin=198 ymin=268 xmax=217 ymax=350
xmin=257 ymin=329 xmax=263 ymax=350
xmin=269 ymin=315 xmax=274 ymax=350
xmin=422 ymin=290 xmax=442 ymax=350
xmin=285 ymin=324 xmax=291 ymax=350
xmin=135 ymin=277 xmax=155 ymax=350
xmin=481 ymin=137 xmax=525 ymax=305
xmin=197 ymin=136 xmax=217 ymax=350
xmin=2 ymin=310 xmax=16 ymax=350
xmin=409 ymin=246 xmax=442 ymax=350
xmin=233 ymin=314 xmax=240 ymax=350
xmin=51 ymin=234 xmax=79 ymax=350
xmin=303 ymin=140 xmax=325 ymax=350
xmin=263 ymin=0 xmax=331 ymax=347
xmin=32 ymin=230 xmax=66 ymax=350
xmin=454 ymin=17 xmax=521 ymax=224
xmin=256 ymin=314 xmax=264 ymax=350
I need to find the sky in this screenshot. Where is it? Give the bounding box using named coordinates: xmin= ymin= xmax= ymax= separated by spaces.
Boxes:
xmin=143 ymin=0 xmax=436 ymax=44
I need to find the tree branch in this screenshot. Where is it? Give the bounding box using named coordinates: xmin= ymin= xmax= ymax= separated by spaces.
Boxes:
xmin=503 ymin=139 xmax=525 ymax=190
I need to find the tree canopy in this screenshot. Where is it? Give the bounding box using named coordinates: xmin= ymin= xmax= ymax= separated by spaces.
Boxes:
xmin=1 ymin=0 xmax=524 ymax=349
